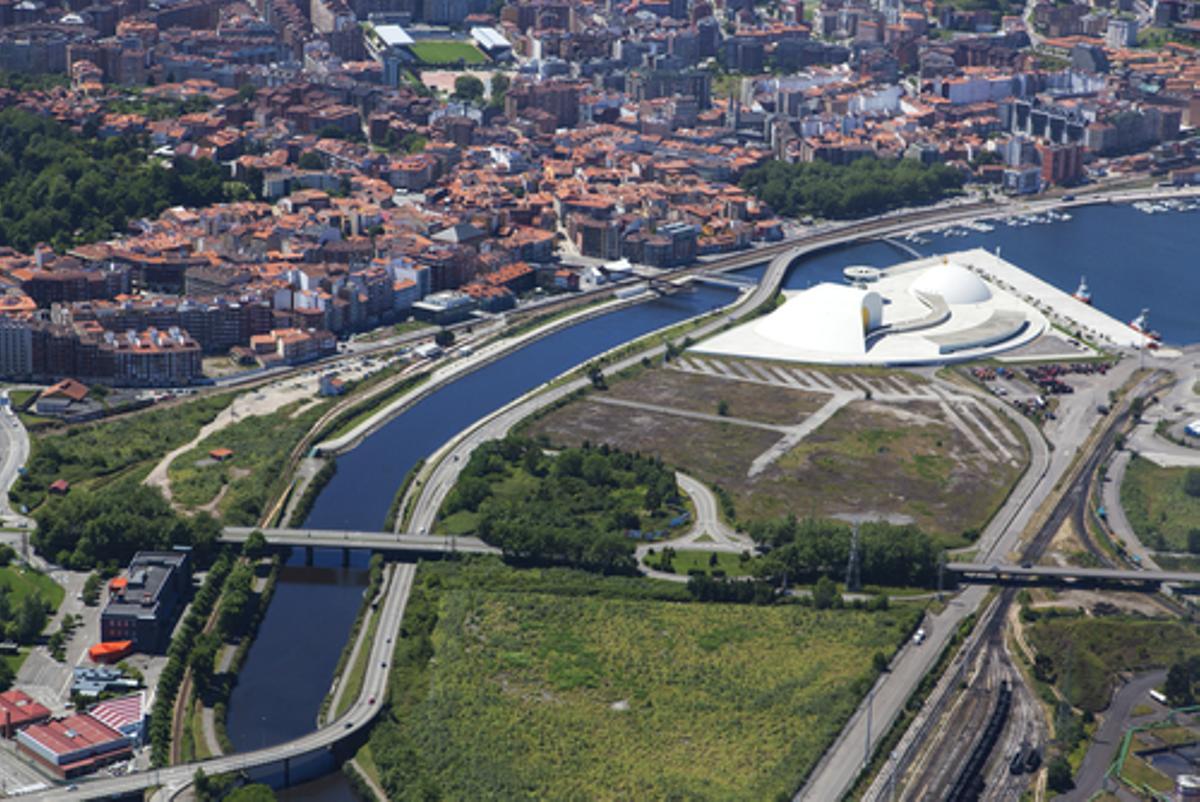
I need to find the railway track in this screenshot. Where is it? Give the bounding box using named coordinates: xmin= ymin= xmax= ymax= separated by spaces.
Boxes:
xmin=890 ymin=369 xmax=1169 ymax=800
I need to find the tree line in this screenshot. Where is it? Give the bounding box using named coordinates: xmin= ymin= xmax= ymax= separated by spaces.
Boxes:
xmin=33 ymin=481 xmax=221 ymax=571
xmin=748 ymin=515 xmax=941 ymax=588
xmin=0 ymin=108 xmax=250 ymax=253
xmin=739 ymin=157 xmax=964 ymax=220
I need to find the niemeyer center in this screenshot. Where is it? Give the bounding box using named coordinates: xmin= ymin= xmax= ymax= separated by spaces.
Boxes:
xmin=695 ymin=248 xmax=1050 ymax=366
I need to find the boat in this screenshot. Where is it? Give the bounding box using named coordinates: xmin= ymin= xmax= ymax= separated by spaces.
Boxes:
xmin=1129 ymin=308 xmax=1162 ymax=341
xmin=1073 ymin=276 xmax=1091 ymax=305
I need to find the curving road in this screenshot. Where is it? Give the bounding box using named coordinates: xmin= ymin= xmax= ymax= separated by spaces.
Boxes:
xmin=0 ymin=392 xmax=34 ymax=529
xmin=25 ymin=564 xmax=416 ymax=802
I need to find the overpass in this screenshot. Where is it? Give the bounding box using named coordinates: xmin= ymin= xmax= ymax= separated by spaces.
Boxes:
xmin=29 ymin=563 xmax=418 ymax=801
xmin=221 ymin=526 xmax=499 ymax=557
xmin=948 ymin=562 xmax=1200 ymax=590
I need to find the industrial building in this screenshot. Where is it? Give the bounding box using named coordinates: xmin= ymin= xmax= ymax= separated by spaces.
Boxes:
xmin=0 ymin=689 xmax=51 ymax=738
xmin=15 ymin=713 xmax=133 ymax=778
xmin=99 ymin=550 xmax=193 ymax=654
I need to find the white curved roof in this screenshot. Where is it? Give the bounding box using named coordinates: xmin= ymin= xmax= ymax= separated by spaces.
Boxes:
xmin=755 ymin=283 xmax=877 ymax=356
xmin=910 ymin=262 xmax=991 ymax=305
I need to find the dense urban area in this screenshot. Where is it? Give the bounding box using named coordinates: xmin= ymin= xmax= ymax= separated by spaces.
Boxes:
xmin=2 ymin=0 xmax=1200 ymax=797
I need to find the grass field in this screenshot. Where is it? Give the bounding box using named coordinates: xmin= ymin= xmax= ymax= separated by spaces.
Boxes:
xmin=168 ymin=399 xmax=331 ymax=524
xmin=1025 ymin=615 xmax=1200 ymax=712
xmin=527 ymin=365 xmax=1025 ymax=543
xmin=369 ymin=561 xmax=920 ymax=801
xmin=409 ymin=41 xmax=487 ymax=66
xmin=1121 ymin=456 xmax=1200 ymax=552
xmin=0 ymin=564 xmax=64 ymax=610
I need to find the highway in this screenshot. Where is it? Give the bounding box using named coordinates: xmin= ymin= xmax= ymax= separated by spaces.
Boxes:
xmin=25 ymin=563 xmax=416 ymax=802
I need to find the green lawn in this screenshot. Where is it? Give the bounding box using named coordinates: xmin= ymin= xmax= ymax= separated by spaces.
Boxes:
xmin=1026 ymin=616 xmax=1200 ymax=712
xmin=0 ymin=564 xmax=64 ymax=610
xmin=409 ymin=41 xmax=487 ymax=65
xmin=1120 ymin=456 xmax=1200 ymax=552
xmin=369 ymin=561 xmax=920 ymax=801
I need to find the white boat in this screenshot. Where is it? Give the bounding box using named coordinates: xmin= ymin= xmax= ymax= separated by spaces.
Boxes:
xmin=1130 ymin=308 xmax=1162 ymax=341
xmin=1073 ymin=276 xmax=1091 ymax=305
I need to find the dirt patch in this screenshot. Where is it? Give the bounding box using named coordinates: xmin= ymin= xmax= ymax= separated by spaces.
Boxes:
xmin=1030 ymin=589 xmax=1165 ymax=617
xmin=529 ymin=392 xmax=1026 ymax=542
xmin=607 ymin=367 xmax=829 ymax=425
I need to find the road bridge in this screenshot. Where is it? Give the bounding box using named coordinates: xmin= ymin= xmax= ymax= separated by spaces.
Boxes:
xmin=221 ymin=526 xmax=498 ymax=558
xmin=948 ymin=562 xmax=1200 ymax=590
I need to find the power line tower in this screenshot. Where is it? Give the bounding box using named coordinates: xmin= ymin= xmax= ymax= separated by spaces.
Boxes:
xmin=845 ymin=522 xmax=862 ymax=594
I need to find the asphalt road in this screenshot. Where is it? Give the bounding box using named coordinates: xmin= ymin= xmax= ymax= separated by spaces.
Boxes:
xmin=0 ymin=394 xmax=33 ymax=529
xmin=1062 ymin=670 xmax=1166 ymax=801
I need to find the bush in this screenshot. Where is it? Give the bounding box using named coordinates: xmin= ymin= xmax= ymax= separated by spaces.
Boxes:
xmin=1186 ymin=468 xmax=1200 ymax=499
xmin=1046 ymin=755 xmax=1074 ymax=793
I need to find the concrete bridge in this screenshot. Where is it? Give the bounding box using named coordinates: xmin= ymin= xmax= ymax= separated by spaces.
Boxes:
xmin=221 ymin=526 xmax=499 ymax=561
xmin=948 ymin=562 xmax=1200 ymax=591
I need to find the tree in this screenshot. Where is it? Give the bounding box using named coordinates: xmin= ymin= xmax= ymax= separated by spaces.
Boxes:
xmin=453 ymin=74 xmax=485 ymax=102
xmin=812 ymin=575 xmax=839 ymax=609
xmin=872 ymin=652 xmax=889 ymax=673
xmin=1166 ymin=659 xmax=1197 ymax=707
xmin=0 ymin=656 xmax=13 ymax=691
xmin=716 ymin=399 xmax=730 ymax=416
xmin=226 ymin=784 xmax=276 ymax=802
xmin=489 ymin=73 xmax=511 ymax=107
xmin=82 ymin=572 xmax=102 ymax=606
xmin=243 ymin=530 xmax=269 ymax=561
xmin=14 ymin=593 xmax=48 ymax=643
xmin=1046 ymin=756 xmax=1074 ymax=793
xmin=434 ymin=329 xmax=456 ymax=348
xmin=297 ymin=151 xmax=324 ymax=170
xmin=1189 ymin=528 xmax=1200 ymax=555
xmin=1185 ymin=468 xmax=1200 ymax=499
xmin=0 ymin=543 xmax=14 ymax=566
xmin=237 ymin=85 xmax=257 ymax=104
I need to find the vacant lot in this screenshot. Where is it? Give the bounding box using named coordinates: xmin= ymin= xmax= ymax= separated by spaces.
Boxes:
xmin=168 ymin=399 xmax=330 ymax=524
xmin=369 ymin=562 xmax=919 ymax=801
xmin=410 ymin=41 xmax=487 ymax=65
xmin=1026 ymin=616 xmax=1200 ymax=712
xmin=1121 ymin=457 xmax=1200 ymax=552
xmin=529 ymin=380 xmax=1025 ymax=543
xmin=606 ymin=368 xmax=829 ymax=425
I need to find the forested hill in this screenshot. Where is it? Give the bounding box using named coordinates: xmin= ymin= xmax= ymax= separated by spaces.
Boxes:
xmin=0 ymin=108 xmax=249 ymax=253
xmin=739 ymin=157 xmax=964 ymax=220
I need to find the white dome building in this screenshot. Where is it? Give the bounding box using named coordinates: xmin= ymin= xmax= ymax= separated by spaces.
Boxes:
xmin=910 ymin=261 xmax=991 ymax=305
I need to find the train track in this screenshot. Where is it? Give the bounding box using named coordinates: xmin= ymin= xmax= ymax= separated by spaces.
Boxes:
xmin=892 ymin=369 xmax=1170 ymax=800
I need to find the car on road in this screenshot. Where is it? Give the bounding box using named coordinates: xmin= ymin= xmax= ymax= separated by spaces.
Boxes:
xmin=344 ymin=722 xmax=353 ymax=729
xmin=912 ymin=628 xmax=926 ymax=645
xmin=368 ymin=696 xmax=375 ymax=704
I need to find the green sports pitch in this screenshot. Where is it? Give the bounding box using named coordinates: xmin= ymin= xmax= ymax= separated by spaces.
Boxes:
xmin=409 ymin=41 xmax=488 ymax=65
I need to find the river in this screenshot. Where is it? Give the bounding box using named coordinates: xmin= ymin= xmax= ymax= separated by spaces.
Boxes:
xmin=231 ymin=201 xmax=1199 ymax=799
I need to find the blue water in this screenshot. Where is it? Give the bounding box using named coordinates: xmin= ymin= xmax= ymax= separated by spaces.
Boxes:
xmin=748 ymin=203 xmax=1200 ymax=345
xmin=304 ymin=285 xmax=738 ymax=531
xmin=226 ymin=549 xmax=372 ymax=752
